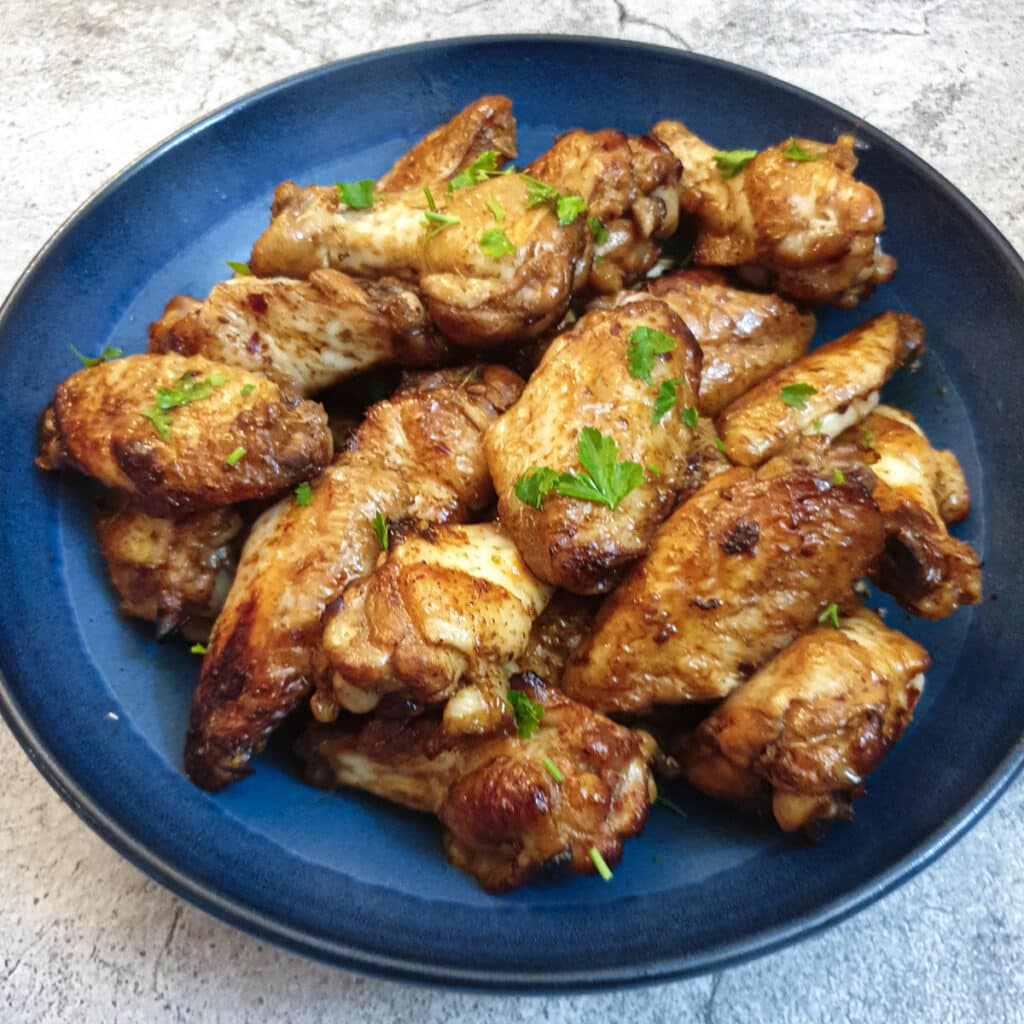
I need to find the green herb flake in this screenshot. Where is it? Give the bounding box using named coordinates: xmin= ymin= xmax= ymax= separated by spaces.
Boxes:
xmin=781 ymin=138 xmax=824 ymax=162
xmin=780 ymin=382 xmax=819 ymax=410
xmin=713 ymin=148 xmax=758 ymax=178
xmin=240 ymin=383 xmax=256 ymax=398
xmin=521 ymin=173 xmax=560 ymax=208
xmin=588 ymin=216 xmax=608 ymax=244
xmin=589 ymin=846 xmax=614 ymax=882
xmin=555 ymin=193 xmax=587 ymax=226
xmin=141 ymin=370 xmax=228 ymax=441
xmin=680 ymin=405 xmax=699 ymax=429
xmin=336 ymin=179 xmax=375 ymax=209
xmin=542 ymin=757 xmax=564 ymax=782
xmin=480 ymin=227 xmax=516 ymax=259
xmin=225 ymin=261 xmax=251 ymax=276
xmin=423 ymin=209 xmax=461 ymax=239
xmin=627 ymin=325 xmax=677 ymax=386
xmin=294 ymin=481 xmax=313 ymax=506
xmin=514 ymin=466 xmax=561 ymax=509
xmin=486 ymin=196 xmax=506 ymax=222
xmin=652 ymin=379 xmax=679 ymax=424
xmin=811 ymin=419 xmax=824 ymax=432
xmin=423 ymin=185 xmax=437 ymax=212
xmin=448 ymin=149 xmax=503 ymax=191
xmin=862 ymin=426 xmax=876 ymax=450
xmin=713 ymin=436 xmax=727 ymax=454
xmin=70 ymin=344 xmax=122 ymax=367
xmin=190 ymin=643 xmax=208 ymax=655
xmin=647 ymin=463 xmax=662 ymax=475
xmin=225 ymin=446 xmax=246 ymax=466
xmin=372 ymin=510 xmax=389 ymax=551
xmin=656 ymin=794 xmax=688 ymax=818
xmin=818 ymin=602 xmax=841 ymax=629
xmin=832 ymin=468 xmax=846 ymax=485
xmin=507 ymin=688 xmax=544 ymax=739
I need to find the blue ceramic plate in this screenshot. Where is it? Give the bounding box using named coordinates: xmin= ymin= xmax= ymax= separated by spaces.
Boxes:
xmin=1 ymin=36 xmax=1022 ymax=991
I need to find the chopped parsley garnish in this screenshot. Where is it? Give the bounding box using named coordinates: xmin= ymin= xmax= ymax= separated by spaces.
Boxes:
xmin=521 ymin=174 xmax=587 ymax=225
xmin=627 ymin=325 xmax=677 ymax=386
xmin=513 ymin=427 xmax=644 ymax=511
xmin=818 ymin=602 xmax=841 ymax=629
xmin=423 ymin=185 xmax=438 ymax=211
xmin=240 ymin=383 xmax=256 ymax=398
xmin=542 ymin=757 xmax=564 ymax=782
xmin=832 ymin=468 xmax=846 ymax=485
xmin=780 ymin=382 xmax=818 ymax=409
xmin=656 ymin=794 xmax=688 ymax=818
xmin=652 ymin=379 xmax=680 ymax=424
xmin=713 ymin=436 xmax=727 ymax=454
xmin=141 ymin=370 xmax=228 ymax=441
xmin=781 ymin=139 xmax=824 ymax=162
xmin=448 ymin=149 xmax=503 ymax=191
xmin=225 ymin=261 xmax=251 ymax=276
xmin=811 ymin=419 xmax=824 ymax=432
xmin=861 ymin=426 xmax=876 ymax=449
xmin=555 ymin=194 xmax=587 ymax=225
xmin=680 ymin=405 xmax=699 ymax=429
xmin=480 ymin=227 xmax=516 ymax=259
xmin=336 ymin=179 xmax=375 ymax=209
xmin=713 ymin=148 xmax=757 ymax=178
xmin=372 ymin=510 xmax=389 ymax=551
xmin=294 ymin=481 xmax=313 ymax=506
xmin=190 ymin=643 xmax=208 ymax=655
xmin=225 ymin=446 xmax=246 ymax=466
xmin=522 ymin=173 xmax=559 ymax=207
xmin=507 ymin=688 xmax=544 ymax=739
xmin=423 ymin=210 xmax=461 ymax=239
xmin=486 ymin=196 xmax=506 ymax=222
xmin=589 ymin=847 xmax=613 ymax=882
xmin=588 ymin=216 xmax=608 ymax=244
xmin=70 ymin=344 xmax=122 ymax=367
xmin=647 ymin=463 xmax=662 ymax=475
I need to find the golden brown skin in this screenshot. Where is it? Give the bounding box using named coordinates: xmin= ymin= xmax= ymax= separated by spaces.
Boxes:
xmin=516 ymin=591 xmax=601 ymax=687
xmin=297 ymin=673 xmax=656 ymax=892
xmin=839 ymin=406 xmax=981 ymax=619
xmin=561 ymin=466 xmax=886 ymax=714
xmin=376 ymin=94 xmax=517 ymax=193
xmin=95 ymin=500 xmax=243 ymax=640
xmin=36 ymin=353 xmax=332 ymax=518
xmin=675 ymin=608 xmax=930 ymax=831
xmin=148 ymin=270 xmax=450 ymax=395
xmin=316 ymin=522 xmax=553 ymax=716
xmin=184 ymin=365 xmax=524 ymax=791
xmin=716 ymin=312 xmax=925 ymax=467
xmin=645 ymin=269 xmax=816 ymax=414
xmin=486 ymin=300 xmax=704 ymax=594
xmin=652 ymin=121 xmax=897 ymax=308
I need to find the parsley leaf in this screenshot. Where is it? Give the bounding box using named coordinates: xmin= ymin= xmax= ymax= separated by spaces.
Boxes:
xmin=680 ymin=405 xmax=699 ymax=429
xmin=521 ymin=174 xmax=587 ymax=225
xmin=70 ymin=344 xmax=122 ymax=367
xmin=372 ymin=510 xmax=389 ymax=551
xmin=861 ymin=426 xmax=876 ymax=450
xmin=294 ymin=481 xmax=313 ymax=506
xmin=225 ymin=261 xmax=251 ymax=276
xmin=781 ymin=138 xmax=824 ymax=162
xmin=627 ymin=325 xmax=677 ymax=386
xmin=588 ymin=216 xmax=608 ymax=244
xmin=818 ymin=602 xmax=841 ymax=629
xmin=521 ymin=173 xmax=560 ymax=207
xmin=486 ymin=196 xmax=505 ymax=222
xmin=336 ymin=179 xmax=375 ymax=209
xmin=480 ymin=227 xmax=516 ymax=259
xmin=507 ymin=688 xmax=544 ymax=739
xmin=240 ymin=383 xmax=256 ymax=398
xmin=423 ymin=210 xmax=461 ymax=239
xmin=514 ymin=466 xmax=561 ymax=509
xmin=225 ymin=446 xmax=246 ymax=466
xmin=542 ymin=757 xmax=564 ymax=782
xmin=141 ymin=370 xmax=228 ymax=441
xmin=713 ymin=436 xmax=727 ymax=454
xmin=423 ymin=185 xmax=437 ymax=212
xmin=647 ymin=463 xmax=662 ymax=475
xmin=190 ymin=643 xmax=208 ymax=655
xmin=589 ymin=846 xmax=613 ymax=882
xmin=780 ymin=382 xmax=818 ymax=409
xmin=713 ymin=148 xmax=758 ymax=178
xmin=652 ymin=379 xmax=679 ymax=424
xmin=555 ymin=193 xmax=587 ymax=225
xmin=832 ymin=468 xmax=846 ymax=485
xmin=448 ymin=149 xmax=503 ymax=191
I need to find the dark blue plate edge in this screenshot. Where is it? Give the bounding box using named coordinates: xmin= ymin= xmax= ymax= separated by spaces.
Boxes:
xmin=0 ymin=34 xmax=1022 ymax=993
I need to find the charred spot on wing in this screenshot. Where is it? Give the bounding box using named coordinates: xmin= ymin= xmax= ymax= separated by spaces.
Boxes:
xmin=719 ymin=519 xmax=760 ymax=555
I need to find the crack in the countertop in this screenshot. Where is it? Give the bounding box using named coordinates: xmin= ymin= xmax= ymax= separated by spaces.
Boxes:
xmin=613 ymin=0 xmax=692 ymax=49
xmin=149 ymin=903 xmax=184 ymax=997
xmin=703 ymin=971 xmax=724 ymax=1024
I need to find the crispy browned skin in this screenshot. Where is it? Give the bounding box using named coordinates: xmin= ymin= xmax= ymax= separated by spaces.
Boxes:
xmin=36 ymin=353 xmax=332 ymax=518
xmin=486 ymin=300 xmax=705 ymax=594
xmin=95 ymin=500 xmax=243 ymax=640
xmin=837 ymin=406 xmax=981 ymax=619
xmin=561 ymin=466 xmax=886 ymax=713
xmin=716 ymin=312 xmax=925 ymax=466
xmin=645 ymin=269 xmax=816 ymax=414
xmin=516 ymin=591 xmax=600 ymax=687
xmin=652 ymin=121 xmax=897 ymax=308
xmin=315 ymin=522 xmax=553 ymax=716
xmin=297 ymin=673 xmax=656 ymax=892
xmin=376 ymin=94 xmax=517 ymax=193
xmin=675 ymin=608 xmax=930 ymax=831
xmin=148 ymin=270 xmax=450 ymax=395
xmin=184 ymin=365 xmax=524 ymax=791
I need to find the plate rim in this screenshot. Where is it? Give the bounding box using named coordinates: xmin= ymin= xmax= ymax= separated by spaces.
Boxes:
xmin=1 ymin=33 xmax=1022 ymax=992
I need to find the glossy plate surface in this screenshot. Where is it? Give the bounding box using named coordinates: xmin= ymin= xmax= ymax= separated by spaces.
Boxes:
xmin=0 ymin=36 xmax=1022 ymax=990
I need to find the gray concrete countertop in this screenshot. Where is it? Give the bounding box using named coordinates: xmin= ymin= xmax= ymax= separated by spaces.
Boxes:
xmin=2 ymin=2 xmax=1022 ymax=1020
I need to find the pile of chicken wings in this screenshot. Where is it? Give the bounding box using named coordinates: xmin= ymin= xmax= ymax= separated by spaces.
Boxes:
xmin=36 ymin=95 xmax=982 ymax=891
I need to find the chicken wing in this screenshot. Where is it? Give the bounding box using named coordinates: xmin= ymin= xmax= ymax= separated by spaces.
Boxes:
xmin=839 ymin=406 xmax=981 ymax=619
xmin=149 ymin=270 xmax=450 ymax=395
xmin=675 ymin=607 xmax=929 ymax=831
xmin=652 ymin=121 xmax=897 ymax=308
xmin=645 ymin=269 xmax=816 ymax=414
xmin=184 ymin=365 xmax=523 ymax=791
xmin=36 ymin=353 xmax=332 ymax=518
xmin=485 ymin=299 xmax=705 ymax=594
xmin=297 ymin=673 xmax=656 ymax=892
xmin=515 ymin=591 xmax=600 ymax=687
xmin=716 ymin=311 xmax=924 ymax=466
xmin=315 ymin=522 xmax=553 ymax=716
xmin=561 ymin=466 xmax=886 ymax=713
xmin=95 ymin=500 xmax=243 ymax=641
xmin=376 ymin=94 xmax=517 ymax=193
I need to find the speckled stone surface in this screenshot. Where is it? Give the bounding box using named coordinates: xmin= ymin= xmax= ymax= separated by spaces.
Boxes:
xmin=2 ymin=2 xmax=1023 ymax=1020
